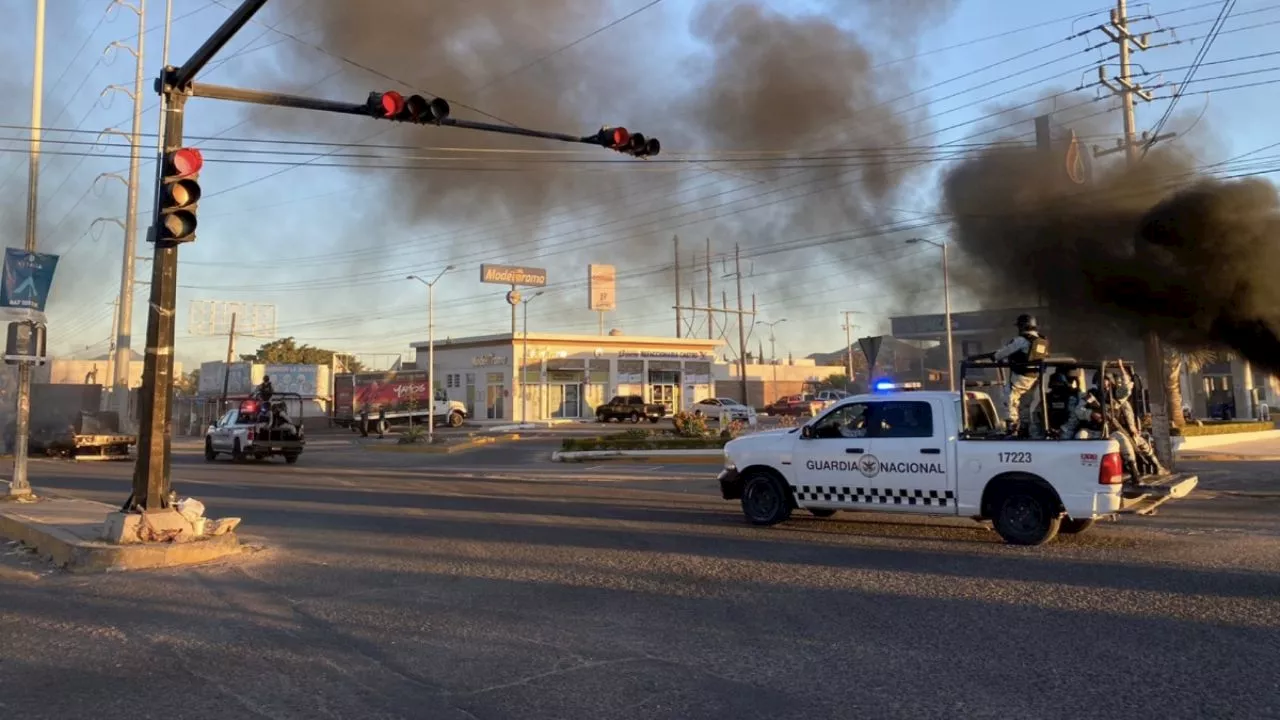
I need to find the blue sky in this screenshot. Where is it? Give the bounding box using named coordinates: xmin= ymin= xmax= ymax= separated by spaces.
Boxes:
xmin=1 ymin=0 xmax=1276 ymax=370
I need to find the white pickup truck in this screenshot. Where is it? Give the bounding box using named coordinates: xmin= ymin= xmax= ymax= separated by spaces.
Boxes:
xmin=718 ymin=386 xmax=1198 ymax=545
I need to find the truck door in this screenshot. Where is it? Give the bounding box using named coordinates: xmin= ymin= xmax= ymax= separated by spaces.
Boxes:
xmin=793 ymin=401 xmax=876 ymax=507
xmin=212 ymin=410 xmax=236 ymax=451
xmin=865 ymin=399 xmax=955 ymax=513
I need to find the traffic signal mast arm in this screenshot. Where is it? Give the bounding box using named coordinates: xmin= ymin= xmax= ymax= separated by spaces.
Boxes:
xmin=186 ymin=81 xmax=660 ymax=156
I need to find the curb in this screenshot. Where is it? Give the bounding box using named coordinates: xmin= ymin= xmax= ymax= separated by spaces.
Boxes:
xmin=363 ymin=435 xmax=518 ymax=454
xmin=552 ymin=448 xmax=723 ymax=462
xmin=0 ymin=509 xmax=241 ymax=573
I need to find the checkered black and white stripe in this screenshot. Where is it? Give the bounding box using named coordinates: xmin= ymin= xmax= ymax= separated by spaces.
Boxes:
xmin=791 ymin=485 xmax=955 ymax=508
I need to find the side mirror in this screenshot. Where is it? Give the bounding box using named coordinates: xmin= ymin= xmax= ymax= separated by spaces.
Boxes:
xmin=207 ymin=424 xmax=216 ymax=434
xmin=800 ymin=425 xmax=815 ymax=439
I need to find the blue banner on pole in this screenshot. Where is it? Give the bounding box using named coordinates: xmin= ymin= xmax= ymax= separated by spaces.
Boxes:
xmin=0 ymin=249 xmax=59 ymax=312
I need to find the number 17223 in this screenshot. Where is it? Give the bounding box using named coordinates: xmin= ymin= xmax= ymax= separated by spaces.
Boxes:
xmin=998 ymin=451 xmax=1032 ymax=463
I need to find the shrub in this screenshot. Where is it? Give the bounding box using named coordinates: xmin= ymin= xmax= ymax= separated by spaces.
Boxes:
xmin=397 ymin=425 xmax=427 ymax=444
xmin=561 ymin=432 xmax=728 ymax=452
xmin=671 ymin=411 xmax=710 ymax=438
xmin=720 ymin=419 xmax=746 ymax=439
xmin=775 ymin=414 xmax=799 ymax=428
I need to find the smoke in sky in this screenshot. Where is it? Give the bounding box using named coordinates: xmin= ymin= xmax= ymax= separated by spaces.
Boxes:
xmin=941 ymin=111 xmax=1280 ymax=373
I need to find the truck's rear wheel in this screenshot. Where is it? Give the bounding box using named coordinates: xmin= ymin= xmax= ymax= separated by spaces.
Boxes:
xmin=448 ymin=411 xmax=464 ymax=428
xmin=284 ymin=452 xmax=300 ymax=464
xmin=597 ymin=411 xmax=608 ymax=423
xmin=741 ymin=471 xmax=792 ymax=526
xmin=648 ymin=416 xmax=660 ymax=424
xmin=630 ymin=411 xmax=641 ymax=423
xmin=991 ymin=485 xmax=1061 ymax=545
xmin=204 ymin=439 xmax=216 ymax=462
xmin=1059 ymin=518 xmax=1095 ymax=535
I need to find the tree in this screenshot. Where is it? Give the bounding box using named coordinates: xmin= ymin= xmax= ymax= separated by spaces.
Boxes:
xmin=174 ymin=368 xmax=200 ymax=396
xmin=1165 ymin=347 xmax=1222 ymax=426
xmin=240 ymin=337 xmax=364 ymax=372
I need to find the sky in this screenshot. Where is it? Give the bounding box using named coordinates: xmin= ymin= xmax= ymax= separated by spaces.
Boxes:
xmin=0 ymin=0 xmax=1276 ymax=371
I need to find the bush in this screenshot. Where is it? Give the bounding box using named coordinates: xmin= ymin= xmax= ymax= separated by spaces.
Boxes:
xmin=775 ymin=414 xmax=800 ymax=428
xmin=720 ymin=419 xmax=746 ymax=439
xmin=671 ymin=411 xmax=710 ymax=438
xmin=1173 ymin=420 xmax=1275 ymax=437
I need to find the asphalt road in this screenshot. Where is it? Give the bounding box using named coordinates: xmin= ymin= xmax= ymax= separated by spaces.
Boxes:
xmin=2 ymin=441 xmax=1279 ymax=720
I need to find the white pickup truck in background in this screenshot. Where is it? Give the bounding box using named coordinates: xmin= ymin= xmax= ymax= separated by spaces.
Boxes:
xmin=718 ymin=385 xmax=1198 ymax=545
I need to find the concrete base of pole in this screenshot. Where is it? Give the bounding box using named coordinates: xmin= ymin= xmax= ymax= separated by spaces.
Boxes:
xmin=5 ymin=482 xmax=33 ymax=498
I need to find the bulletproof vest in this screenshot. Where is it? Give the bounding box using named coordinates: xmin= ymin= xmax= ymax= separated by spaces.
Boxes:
xmin=1046 ymin=388 xmax=1073 ymax=428
xmin=1008 ymin=332 xmax=1048 ymax=375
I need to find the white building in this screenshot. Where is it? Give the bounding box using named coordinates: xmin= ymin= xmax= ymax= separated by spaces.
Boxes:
xmin=410 ymin=332 xmax=724 ymax=422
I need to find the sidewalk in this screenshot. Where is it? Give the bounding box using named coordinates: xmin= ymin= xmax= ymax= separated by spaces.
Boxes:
xmin=1178 ymin=432 xmax=1280 ymax=460
xmin=0 ymin=495 xmax=241 ymax=572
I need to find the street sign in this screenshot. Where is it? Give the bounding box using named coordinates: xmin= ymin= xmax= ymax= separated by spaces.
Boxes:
xmin=0 ymin=249 xmax=59 ymax=312
xmin=480 ymin=264 xmax=547 ymax=287
xmin=588 ymin=264 xmax=616 ymax=310
xmin=858 ymin=336 xmax=883 ymax=369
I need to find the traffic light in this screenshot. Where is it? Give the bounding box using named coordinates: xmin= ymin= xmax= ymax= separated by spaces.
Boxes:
xmin=368 ymin=90 xmax=451 ymax=124
xmin=591 ymin=126 xmax=660 ymax=158
xmin=156 ymin=147 xmax=202 ymax=243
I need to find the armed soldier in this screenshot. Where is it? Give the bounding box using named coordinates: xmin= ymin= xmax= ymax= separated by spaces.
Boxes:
xmin=969 ymin=314 xmax=1049 ymax=436
xmin=1065 ymin=361 xmax=1165 ymax=482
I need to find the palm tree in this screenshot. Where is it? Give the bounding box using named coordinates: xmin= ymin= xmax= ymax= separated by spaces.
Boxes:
xmin=1165 ymin=348 xmax=1223 ymax=426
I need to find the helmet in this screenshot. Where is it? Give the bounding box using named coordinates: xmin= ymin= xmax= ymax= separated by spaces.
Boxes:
xmin=1048 ymin=372 xmax=1068 ymax=390
xmin=1015 ymin=314 xmax=1037 ymax=331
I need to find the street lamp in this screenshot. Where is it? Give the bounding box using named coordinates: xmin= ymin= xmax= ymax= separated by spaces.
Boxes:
xmin=520 ymin=291 xmax=545 ymax=425
xmin=906 ymin=238 xmax=954 ymax=391
xmin=407 ymin=265 xmax=455 ymax=444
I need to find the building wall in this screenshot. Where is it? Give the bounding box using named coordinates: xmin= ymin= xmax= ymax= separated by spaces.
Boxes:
xmin=414 ymin=333 xmax=723 ymax=421
xmin=46 ymin=359 xmax=182 ymax=388
xmin=714 ymin=361 xmax=848 ymax=408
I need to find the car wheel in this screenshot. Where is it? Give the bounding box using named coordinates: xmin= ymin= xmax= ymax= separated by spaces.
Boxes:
xmin=992 ymin=485 xmax=1061 ymax=545
xmin=1059 ymin=518 xmax=1095 ymax=535
xmin=740 ymin=470 xmax=792 ymax=526
xmin=448 ymin=411 xmax=464 ymax=428
xmin=284 ymin=452 xmax=300 ymax=465
xmin=808 ymin=508 xmax=838 ymax=518
xmin=630 ymin=411 xmax=641 ymax=423
xmin=231 ymin=439 xmax=245 ymax=462
xmin=597 ymin=412 xmax=608 ymax=423
xmin=204 ymin=439 xmax=216 ymax=462
xmin=648 ymin=416 xmax=660 ymax=424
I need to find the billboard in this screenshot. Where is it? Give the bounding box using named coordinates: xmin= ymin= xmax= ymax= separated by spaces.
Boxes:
xmin=588 ymin=264 xmax=616 ymax=311
xmin=479 ymin=264 xmax=547 ymax=287
xmin=198 ymin=361 xmax=261 ymax=396
xmin=264 ymin=364 xmax=322 ymax=396
xmin=188 ymin=301 xmax=277 ymax=337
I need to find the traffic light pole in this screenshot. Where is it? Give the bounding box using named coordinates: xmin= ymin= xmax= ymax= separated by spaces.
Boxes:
xmin=126 ymin=89 xmax=186 ymax=512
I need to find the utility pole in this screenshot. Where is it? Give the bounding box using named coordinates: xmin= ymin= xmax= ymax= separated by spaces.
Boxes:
xmin=10 ymin=0 xmax=46 ymax=498
xmin=673 ymin=235 xmax=681 ymax=338
xmin=734 ymin=244 xmax=748 ymax=405
xmin=106 ymin=0 xmax=147 ymax=429
xmin=841 ymin=311 xmax=859 ymax=383
xmin=1098 ymin=0 xmax=1172 ymax=468
xmin=104 ymin=296 xmax=120 ymax=408
xmin=705 ymin=238 xmax=713 ymax=340
xmin=219 ymin=312 xmax=236 ymax=409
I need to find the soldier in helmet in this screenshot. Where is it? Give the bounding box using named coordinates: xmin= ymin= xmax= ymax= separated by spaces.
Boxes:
xmin=970 ymin=314 xmax=1049 ymax=436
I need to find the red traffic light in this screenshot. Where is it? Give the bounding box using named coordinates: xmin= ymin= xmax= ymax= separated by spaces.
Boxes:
xmin=379 ymin=91 xmax=405 ymax=118
xmin=608 ymin=127 xmax=630 ymax=149
xmin=169 ymin=147 xmax=203 ymax=177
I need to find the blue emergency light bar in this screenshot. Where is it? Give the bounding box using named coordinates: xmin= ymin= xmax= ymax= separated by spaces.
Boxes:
xmin=873 ymin=381 xmax=923 ymax=392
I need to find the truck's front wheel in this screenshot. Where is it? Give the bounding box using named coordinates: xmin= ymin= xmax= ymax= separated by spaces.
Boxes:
xmin=204 ymin=439 xmax=216 ymax=462
xmin=231 ymin=439 xmax=245 ymax=463
xmin=741 ymin=470 xmax=792 ymax=526
xmin=448 ymin=411 xmax=464 ymax=428
xmin=992 ymin=486 xmax=1061 ymax=545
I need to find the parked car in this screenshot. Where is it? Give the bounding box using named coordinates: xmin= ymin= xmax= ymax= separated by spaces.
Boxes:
xmin=596 ymin=395 xmax=666 ymax=423
xmin=693 ymin=397 xmax=757 ymax=423
xmin=765 ymin=394 xmax=826 ymax=417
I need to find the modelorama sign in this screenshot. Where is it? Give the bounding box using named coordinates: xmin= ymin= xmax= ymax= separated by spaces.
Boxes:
xmin=479 ymin=264 xmax=547 ymax=287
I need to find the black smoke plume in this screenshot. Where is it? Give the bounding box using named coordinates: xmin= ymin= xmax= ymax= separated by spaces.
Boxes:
xmin=942 ymin=127 xmax=1280 ymax=373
